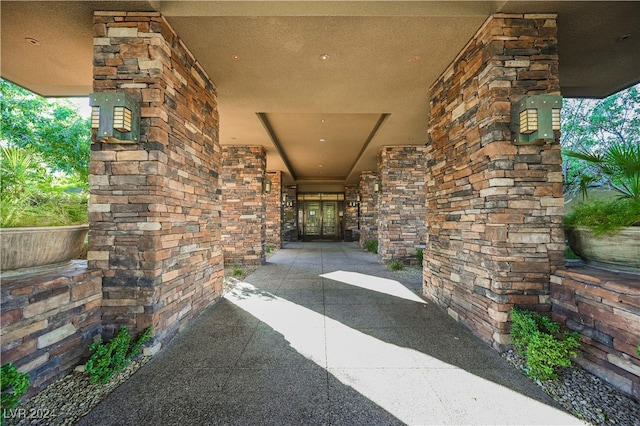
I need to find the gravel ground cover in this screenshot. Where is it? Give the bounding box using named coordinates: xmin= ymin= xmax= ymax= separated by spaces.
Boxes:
xmin=502 ymin=350 xmax=640 ymax=426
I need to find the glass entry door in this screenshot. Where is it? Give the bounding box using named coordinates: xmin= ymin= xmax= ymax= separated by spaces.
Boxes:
xmin=305 ymin=202 xmax=322 ymax=237
xmin=300 ymin=201 xmax=341 ymax=240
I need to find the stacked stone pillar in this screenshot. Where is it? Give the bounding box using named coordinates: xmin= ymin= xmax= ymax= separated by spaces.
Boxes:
xmin=89 ymin=12 xmax=223 ymax=344
xmin=424 ymin=14 xmax=563 ymax=349
xmin=358 ymin=171 xmax=379 ymax=249
xmin=282 ymin=185 xmax=298 ymax=241
xmin=377 ymin=146 xmax=427 ymax=264
xmin=221 ymin=146 xmax=267 ymax=265
xmin=265 ymin=171 xmax=283 ymax=249
xmin=344 ymin=185 xmax=359 ymax=241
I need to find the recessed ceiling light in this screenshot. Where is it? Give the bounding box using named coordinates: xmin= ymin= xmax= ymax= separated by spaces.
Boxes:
xmin=231 ymin=54 xmax=241 ymax=61
xmin=321 ymin=119 xmax=326 ymax=123
xmin=409 ymin=55 xmax=422 ymax=62
xmin=319 ymin=53 xmax=330 ymax=61
xmin=25 ymin=37 xmax=40 ymax=46
xmin=616 ymin=33 xmax=632 ymax=42
xmin=319 ymin=164 xmax=323 ymax=168
xmin=319 ymin=138 xmax=326 ymax=142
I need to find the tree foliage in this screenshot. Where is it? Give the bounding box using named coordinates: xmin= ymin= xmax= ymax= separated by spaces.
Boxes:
xmin=0 ymin=78 xmax=90 ymax=182
xmin=0 ymin=80 xmax=89 ymax=227
xmin=561 ymin=84 xmax=640 ymax=198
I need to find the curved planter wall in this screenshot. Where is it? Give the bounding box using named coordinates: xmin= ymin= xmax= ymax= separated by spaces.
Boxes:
xmin=1 ymin=225 xmax=89 ymax=273
xmin=567 ymin=226 xmax=640 ymax=273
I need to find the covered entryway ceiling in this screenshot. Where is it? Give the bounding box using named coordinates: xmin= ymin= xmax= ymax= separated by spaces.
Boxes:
xmin=2 ymin=1 xmax=639 ymax=191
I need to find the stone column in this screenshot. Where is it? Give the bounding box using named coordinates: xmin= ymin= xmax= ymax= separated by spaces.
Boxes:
xmin=266 ymin=171 xmax=282 ymax=249
xmin=282 ymin=185 xmax=298 ymax=241
xmin=358 ymin=171 xmax=379 ymax=249
xmin=344 ymin=185 xmax=359 ymax=241
xmin=221 ymin=146 xmax=267 ymax=265
xmin=90 ymin=12 xmax=223 ymax=344
xmin=424 ymin=14 xmax=563 ymax=349
xmin=377 ymin=146 xmax=426 ymax=264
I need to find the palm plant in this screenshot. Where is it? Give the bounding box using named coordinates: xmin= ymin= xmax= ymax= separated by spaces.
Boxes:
xmin=564 ymin=142 xmax=640 ymax=199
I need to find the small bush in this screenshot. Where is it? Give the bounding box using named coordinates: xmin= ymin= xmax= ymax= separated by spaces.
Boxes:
xmin=564 ymin=198 xmax=640 ymax=236
xmin=388 ymin=260 xmax=405 ymax=271
xmin=265 ymin=246 xmax=272 ymax=254
xmin=86 ymin=327 xmax=152 ymax=384
xmin=416 ymin=248 xmax=424 ymax=266
xmin=365 ymin=239 xmax=378 ymax=254
xmin=511 ymin=308 xmax=580 ymax=381
xmin=232 ymin=267 xmax=243 ymax=277
xmin=1 ymin=363 xmax=29 ymax=423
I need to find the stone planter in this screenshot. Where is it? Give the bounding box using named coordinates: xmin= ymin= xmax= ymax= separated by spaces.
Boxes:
xmin=1 ymin=225 xmax=89 ymax=275
xmin=566 ymin=226 xmax=640 ymax=273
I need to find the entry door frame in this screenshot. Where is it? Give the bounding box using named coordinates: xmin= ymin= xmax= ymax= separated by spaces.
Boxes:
xmin=299 ymin=200 xmax=343 ymax=241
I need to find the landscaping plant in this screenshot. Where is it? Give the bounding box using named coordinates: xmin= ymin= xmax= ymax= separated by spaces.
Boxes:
xmin=561 ymin=84 xmax=640 ymax=199
xmin=364 ymin=239 xmax=378 ymax=254
xmin=85 ymin=327 xmax=152 ymax=384
xmin=564 ymin=197 xmax=640 ymax=236
xmin=1 ymin=363 xmax=30 ymax=424
xmin=387 ymin=260 xmax=404 ymax=271
xmin=0 ymin=79 xmax=89 ymax=228
xmin=510 ymin=308 xmax=580 ymax=381
xmin=416 ymin=248 xmax=424 ymax=266
xmin=0 ymin=148 xmax=88 ymax=226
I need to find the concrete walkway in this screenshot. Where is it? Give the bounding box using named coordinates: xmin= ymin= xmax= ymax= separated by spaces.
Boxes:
xmin=80 ymin=242 xmax=583 ymax=425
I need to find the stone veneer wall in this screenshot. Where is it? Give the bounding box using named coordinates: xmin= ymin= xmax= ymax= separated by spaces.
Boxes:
xmin=221 ymin=146 xmax=266 ymax=265
xmin=551 ymin=266 xmax=640 ymax=400
xmin=90 ymin=12 xmax=223 ymax=344
xmin=423 ymin=14 xmax=564 ymax=349
xmin=282 ymin=185 xmax=298 ymax=241
xmin=344 ymin=185 xmax=359 ymax=240
xmin=377 ymin=146 xmax=426 ymax=264
xmin=1 ymin=263 xmax=102 ymax=395
xmin=358 ymin=171 xmax=379 ymax=249
xmin=265 ymin=171 xmax=283 ymax=249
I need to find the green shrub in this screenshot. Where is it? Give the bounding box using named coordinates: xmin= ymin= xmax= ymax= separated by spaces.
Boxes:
xmin=232 ymin=267 xmax=243 ymax=277
xmin=365 ymin=239 xmax=378 ymax=254
xmin=265 ymin=246 xmax=272 ymax=254
xmin=416 ymin=248 xmax=424 ymax=266
xmin=510 ymin=308 xmax=580 ymax=381
xmin=564 ymin=198 xmax=640 ymax=236
xmin=86 ymin=327 xmax=152 ymax=384
xmin=388 ymin=260 xmax=404 ymax=271
xmin=1 ymin=363 xmax=30 ymax=424
xmin=0 ymin=145 xmax=88 ymax=228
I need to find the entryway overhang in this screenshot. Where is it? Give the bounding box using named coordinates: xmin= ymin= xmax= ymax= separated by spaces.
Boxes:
xmin=2 ymin=1 xmax=638 ymax=192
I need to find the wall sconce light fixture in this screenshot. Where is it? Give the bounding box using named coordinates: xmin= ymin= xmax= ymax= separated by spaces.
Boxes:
xmin=282 ymin=194 xmax=293 ymax=207
xmin=510 ymin=94 xmax=562 ymax=145
xmin=263 ymin=178 xmax=272 ymax=194
xmin=373 ymin=179 xmax=380 ymax=193
xmin=90 ymin=92 xmax=141 ymax=143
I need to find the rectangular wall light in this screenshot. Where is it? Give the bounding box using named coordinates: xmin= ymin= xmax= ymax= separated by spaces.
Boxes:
xmin=90 ymin=92 xmax=140 ymax=143
xmin=510 ymin=94 xmax=562 ymax=145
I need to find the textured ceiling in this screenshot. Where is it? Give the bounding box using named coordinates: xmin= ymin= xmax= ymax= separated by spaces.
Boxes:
xmin=2 ymin=1 xmax=639 ymax=191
